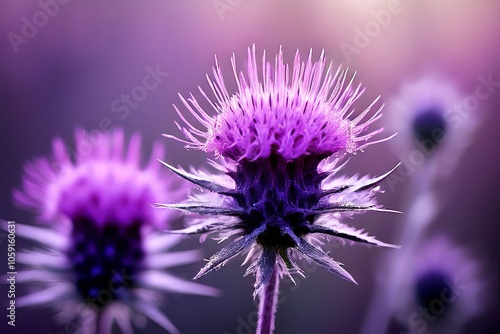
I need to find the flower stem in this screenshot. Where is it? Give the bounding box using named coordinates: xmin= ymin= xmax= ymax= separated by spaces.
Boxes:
xmin=95 ymin=310 xmax=102 ymax=334
xmin=256 ymin=265 xmax=280 ymax=334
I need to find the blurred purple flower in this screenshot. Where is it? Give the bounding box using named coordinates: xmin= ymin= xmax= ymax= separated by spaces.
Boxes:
xmin=386 ymin=75 xmax=478 ymax=177
xmin=161 ymin=46 xmax=399 ymax=333
xmin=393 ymin=236 xmax=486 ymax=334
xmin=12 ymin=129 xmax=217 ymax=334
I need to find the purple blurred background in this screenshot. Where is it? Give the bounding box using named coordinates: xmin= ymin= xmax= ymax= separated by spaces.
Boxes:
xmin=1 ymin=1 xmax=499 ymax=333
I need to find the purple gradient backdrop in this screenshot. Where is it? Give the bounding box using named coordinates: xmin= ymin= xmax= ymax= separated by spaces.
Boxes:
xmin=1 ymin=1 xmax=499 ymax=333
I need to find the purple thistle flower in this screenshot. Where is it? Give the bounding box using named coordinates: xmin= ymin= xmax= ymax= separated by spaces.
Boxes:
xmin=12 ymin=129 xmax=217 ymax=334
xmin=162 ymin=46 xmax=399 ymax=333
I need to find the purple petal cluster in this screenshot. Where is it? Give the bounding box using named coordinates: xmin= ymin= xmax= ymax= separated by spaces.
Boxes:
xmin=164 ymin=46 xmax=398 ymax=294
xmin=171 ymin=46 xmax=386 ymax=161
xmin=15 ymin=129 xmax=176 ymax=229
xmin=13 ymin=129 xmax=217 ymax=333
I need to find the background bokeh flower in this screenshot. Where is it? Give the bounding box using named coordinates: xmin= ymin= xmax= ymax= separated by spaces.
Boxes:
xmin=1 ymin=1 xmax=499 ymax=333
xmin=9 ymin=129 xmax=217 ymax=333
xmin=385 ymin=74 xmax=479 ymax=181
xmin=392 ymin=236 xmax=487 ymax=334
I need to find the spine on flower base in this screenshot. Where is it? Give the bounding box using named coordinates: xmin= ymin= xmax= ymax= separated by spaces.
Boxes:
xmin=256 ymin=265 xmax=280 ymax=334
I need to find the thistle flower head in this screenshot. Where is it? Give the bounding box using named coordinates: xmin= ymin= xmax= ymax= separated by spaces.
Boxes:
xmin=163 ymin=46 xmax=398 ymax=296
xmin=12 ymin=129 xmax=217 ymax=334
xmin=170 ymin=45 xmax=388 ymax=161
